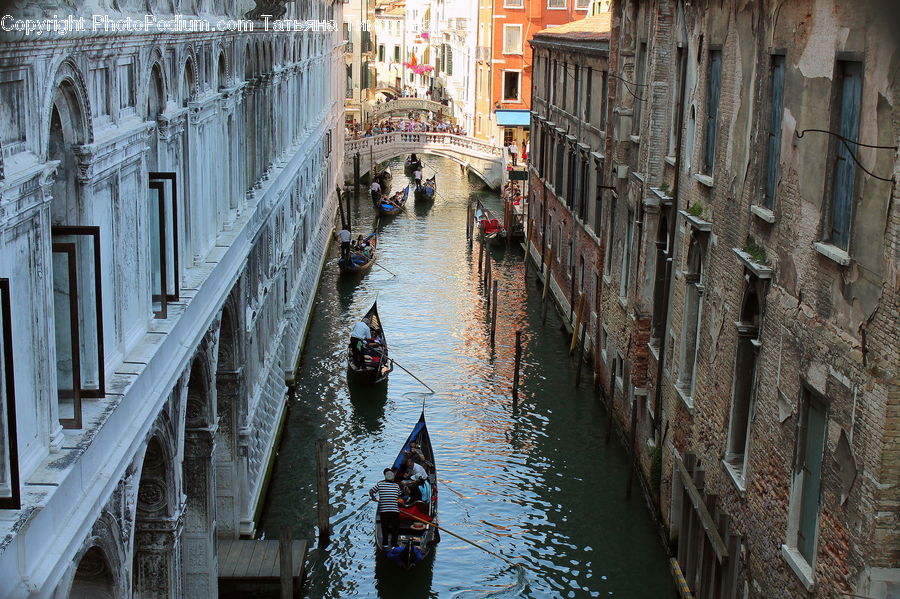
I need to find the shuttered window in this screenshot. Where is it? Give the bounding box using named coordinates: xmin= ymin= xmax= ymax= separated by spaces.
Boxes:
xmin=763 ymin=55 xmax=785 ymax=208
xmin=827 ymin=61 xmax=862 ymax=250
xmin=794 ymin=391 xmax=827 ymax=564
xmin=703 ymin=49 xmax=722 ymax=175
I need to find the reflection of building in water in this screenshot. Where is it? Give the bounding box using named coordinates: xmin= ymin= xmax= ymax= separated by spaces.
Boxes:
xmin=0 ymin=0 xmax=343 ymax=596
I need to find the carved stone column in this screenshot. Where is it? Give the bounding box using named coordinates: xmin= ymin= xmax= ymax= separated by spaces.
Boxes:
xmin=182 ymin=429 xmax=218 ymax=598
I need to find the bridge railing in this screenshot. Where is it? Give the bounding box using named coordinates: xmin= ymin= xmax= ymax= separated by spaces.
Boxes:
xmin=370 ymin=98 xmax=448 ymax=119
xmin=345 ymin=132 xmax=502 ymax=159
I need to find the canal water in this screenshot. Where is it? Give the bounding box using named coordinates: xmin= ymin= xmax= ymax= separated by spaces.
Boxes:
xmin=254 ymin=156 xmax=673 ymax=598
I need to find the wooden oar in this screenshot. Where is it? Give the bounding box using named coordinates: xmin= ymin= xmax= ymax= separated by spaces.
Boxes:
xmin=373 ymin=262 xmax=398 ymax=277
xmin=403 ymin=512 xmax=520 ymax=567
xmin=390 ymin=358 xmax=435 ymax=393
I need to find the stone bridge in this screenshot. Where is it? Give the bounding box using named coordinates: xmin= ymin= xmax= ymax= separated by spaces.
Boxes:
xmin=370 ymin=98 xmax=448 ymax=121
xmin=345 ymin=132 xmax=504 ymax=188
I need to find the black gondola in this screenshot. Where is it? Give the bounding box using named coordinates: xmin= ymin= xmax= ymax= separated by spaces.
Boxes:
xmin=347 ymin=302 xmax=393 ymax=383
xmin=375 ymin=412 xmax=439 ymax=569
xmin=404 ymin=154 xmax=423 ymax=175
xmin=375 ymin=185 xmax=409 ymax=217
xmin=338 ymin=231 xmax=377 ymax=273
xmin=414 ymin=176 xmax=436 ymax=202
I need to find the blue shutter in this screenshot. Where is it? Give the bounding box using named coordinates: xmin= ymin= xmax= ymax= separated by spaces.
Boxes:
xmin=797 ymin=397 xmax=827 ymax=563
xmin=830 ymin=61 xmax=861 ymax=249
xmin=704 ymin=50 xmax=722 ymax=174
xmin=765 ymin=55 xmax=785 ymax=208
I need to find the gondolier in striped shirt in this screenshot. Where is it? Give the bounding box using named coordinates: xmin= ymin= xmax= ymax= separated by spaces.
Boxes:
xmin=369 ymin=469 xmax=401 ymax=548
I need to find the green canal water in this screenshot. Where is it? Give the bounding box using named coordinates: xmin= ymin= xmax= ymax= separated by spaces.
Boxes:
xmin=252 ymin=156 xmax=673 ymax=598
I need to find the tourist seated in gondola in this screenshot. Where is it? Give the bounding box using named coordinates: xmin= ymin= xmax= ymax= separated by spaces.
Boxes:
xmin=401 ymin=455 xmax=427 ymax=483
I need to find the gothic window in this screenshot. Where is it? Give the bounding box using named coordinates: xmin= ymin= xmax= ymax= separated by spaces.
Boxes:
xmin=632 ymin=42 xmax=647 ymax=134
xmin=724 ymin=278 xmax=765 ymax=485
xmin=676 ymin=234 xmax=705 ymax=403
xmin=0 ymin=279 xmax=20 ymax=509
xmin=592 ymin=157 xmax=604 ymax=235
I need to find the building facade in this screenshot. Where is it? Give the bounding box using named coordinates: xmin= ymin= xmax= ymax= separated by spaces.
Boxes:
xmin=373 ymin=0 xmax=408 ymax=95
xmin=344 ymin=0 xmax=376 ymax=124
xmin=0 ymin=0 xmax=344 ymax=596
xmin=475 ymin=0 xmax=591 ymax=148
xmin=430 ymin=0 xmax=477 ymax=132
xmin=529 ymin=1 xmax=899 ymax=597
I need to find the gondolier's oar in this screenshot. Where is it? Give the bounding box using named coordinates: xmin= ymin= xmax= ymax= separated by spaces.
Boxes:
xmin=403 ymin=512 xmax=518 ymax=567
xmin=374 ymin=262 xmax=398 ymax=277
xmin=389 ymin=358 xmax=435 ymax=393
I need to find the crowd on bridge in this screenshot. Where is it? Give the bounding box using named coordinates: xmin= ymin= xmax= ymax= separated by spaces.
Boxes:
xmin=347 ymin=115 xmax=467 ymax=140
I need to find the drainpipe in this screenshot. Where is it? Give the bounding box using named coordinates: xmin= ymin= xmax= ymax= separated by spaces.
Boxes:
xmin=652 ymin=39 xmax=687 ymax=441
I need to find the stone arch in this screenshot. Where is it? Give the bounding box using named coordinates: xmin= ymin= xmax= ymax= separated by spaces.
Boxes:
xmin=181 ymin=353 xmax=218 ymax=597
xmin=47 ymin=61 xmax=92 ymax=226
xmin=181 ymin=56 xmax=198 ymax=107
xmin=146 ymin=62 xmax=166 ymax=172
xmin=217 ymin=50 xmax=227 ymax=90
xmin=214 ymin=297 xmax=246 ymax=538
xmin=132 ymin=429 xmax=181 ymax=599
xmin=43 ymin=58 xmax=93 ymax=153
xmin=70 ymin=546 xmax=117 ymax=599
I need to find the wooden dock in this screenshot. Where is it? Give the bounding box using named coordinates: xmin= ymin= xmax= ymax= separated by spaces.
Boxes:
xmin=218 ymin=539 xmax=307 ymax=595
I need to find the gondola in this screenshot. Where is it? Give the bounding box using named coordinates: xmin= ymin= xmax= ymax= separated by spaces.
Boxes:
xmin=375 ymin=185 xmax=409 ymax=217
xmin=347 ymin=302 xmax=393 ymax=383
xmin=414 ymin=176 xmax=436 ymax=202
xmin=404 ymin=154 xmax=423 ymax=175
xmin=476 ymin=206 xmax=507 ymax=246
xmin=375 ymin=412 xmax=439 ymax=569
xmin=338 ymin=231 xmax=377 ymax=274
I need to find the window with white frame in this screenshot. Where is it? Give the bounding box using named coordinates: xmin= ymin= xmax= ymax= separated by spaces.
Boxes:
xmin=505 ymin=0 xmax=524 ymax=7
xmin=502 ymin=24 xmax=523 ymax=55
xmin=575 ymin=0 xmax=590 ymax=9
xmin=785 ymin=387 xmax=828 ymax=577
xmin=548 ymin=0 xmax=566 ymax=8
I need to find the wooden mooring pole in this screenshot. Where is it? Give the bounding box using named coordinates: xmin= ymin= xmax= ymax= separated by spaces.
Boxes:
xmin=478 ymin=240 xmax=484 ymax=276
xmin=279 ymin=526 xmax=294 ymax=599
xmin=626 ymin=397 xmax=639 ymax=499
xmin=569 ymin=293 xmax=585 ymax=354
xmin=315 ymin=439 xmax=330 ymax=546
xmin=575 ymin=321 xmax=588 ymax=388
xmin=490 ymin=280 xmax=498 ymax=348
xmin=336 ymin=187 xmax=346 ymax=229
xmin=512 ymin=330 xmax=522 ymax=404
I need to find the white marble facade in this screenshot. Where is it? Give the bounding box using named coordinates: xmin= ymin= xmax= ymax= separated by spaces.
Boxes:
xmin=0 ymin=0 xmax=343 ymax=596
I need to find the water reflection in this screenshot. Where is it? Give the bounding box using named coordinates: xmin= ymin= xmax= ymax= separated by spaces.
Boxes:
xmin=255 ymin=155 xmax=672 ymax=598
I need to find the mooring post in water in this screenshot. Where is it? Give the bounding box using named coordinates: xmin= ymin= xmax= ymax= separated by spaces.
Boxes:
xmin=353 ymin=151 xmax=360 ymax=218
xmin=626 ymin=396 xmax=638 ymax=498
xmin=316 ymin=439 xmax=330 ymax=546
xmin=279 ymin=526 xmax=293 ymax=599
xmin=336 ymin=186 xmax=346 ymax=229
xmin=570 ymin=293 xmax=585 ymax=354
xmin=575 ymin=321 xmax=587 ymax=388
xmin=512 ymin=330 xmax=522 ymax=403
xmin=490 ymin=280 xmax=498 ymax=348
xmin=478 ymin=240 xmax=483 ymax=275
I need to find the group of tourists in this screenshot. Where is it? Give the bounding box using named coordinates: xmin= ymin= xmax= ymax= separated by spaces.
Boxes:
xmin=502 ymin=180 xmax=524 ymax=206
xmin=338 ymin=226 xmax=375 ymax=266
xmin=504 ymin=139 xmax=528 ymax=166
xmin=368 ymin=442 xmax=433 ymax=548
xmin=370 ymin=179 xmax=406 ymax=208
xmin=346 ymin=116 xmax=467 ymax=140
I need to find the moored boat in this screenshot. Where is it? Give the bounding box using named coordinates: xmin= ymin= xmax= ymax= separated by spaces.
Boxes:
xmin=375 ymin=185 xmax=409 ymax=217
xmin=347 ymin=302 xmax=393 ymax=383
xmin=374 ymin=412 xmax=439 ymax=568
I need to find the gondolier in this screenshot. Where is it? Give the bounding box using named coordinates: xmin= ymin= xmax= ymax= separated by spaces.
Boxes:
xmin=370 ymin=179 xmax=381 ymax=202
xmin=338 ymin=226 xmax=351 ymax=261
xmin=349 ymin=319 xmax=371 ymax=367
xmin=369 ymin=469 xmax=401 ymax=548
xmin=413 ymin=167 xmax=423 ymax=190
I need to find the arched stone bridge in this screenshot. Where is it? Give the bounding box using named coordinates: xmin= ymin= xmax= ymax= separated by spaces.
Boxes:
xmin=370 ymin=98 xmax=448 ymax=121
xmin=345 ymin=132 xmax=504 ymax=188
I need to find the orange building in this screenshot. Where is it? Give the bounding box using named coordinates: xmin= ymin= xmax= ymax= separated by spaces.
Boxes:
xmin=475 ymin=0 xmax=590 ymax=147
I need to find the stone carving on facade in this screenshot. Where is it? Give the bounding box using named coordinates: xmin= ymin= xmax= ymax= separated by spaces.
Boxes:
xmin=245 ymin=0 xmax=289 ymax=20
